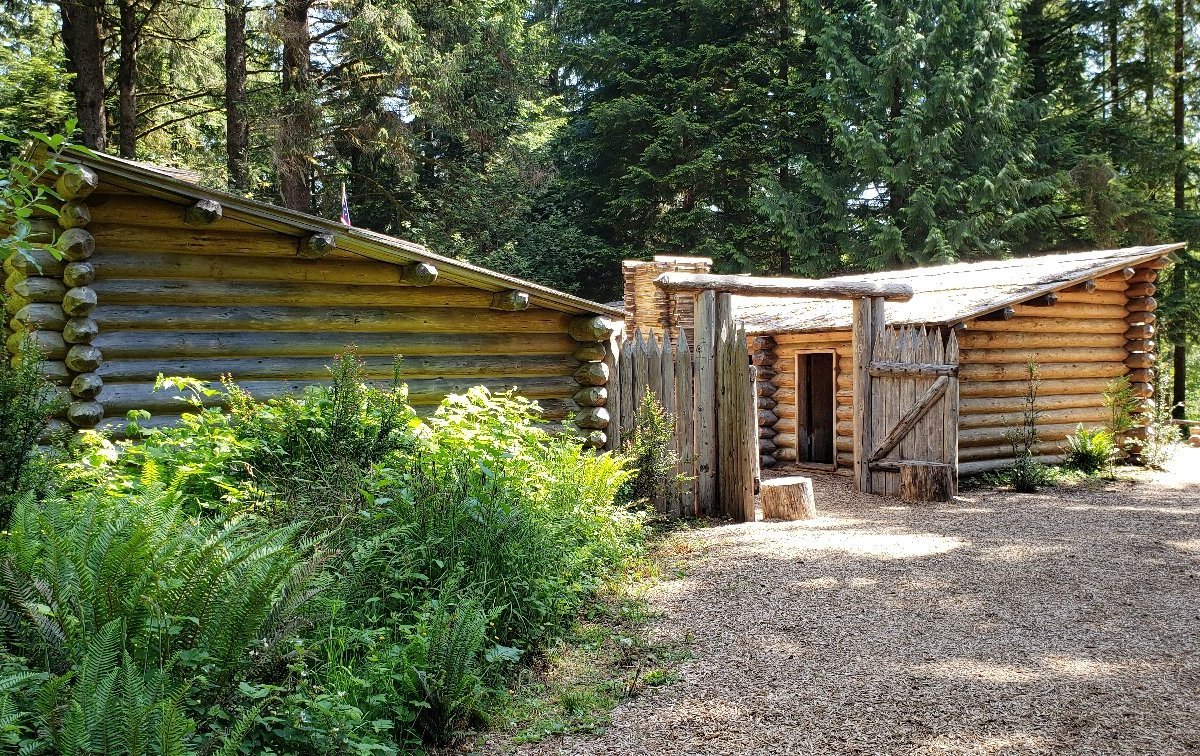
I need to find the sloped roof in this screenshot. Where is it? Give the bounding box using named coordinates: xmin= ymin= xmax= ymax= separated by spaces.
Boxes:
xmin=734 ymin=245 xmax=1184 ymax=335
xmin=65 ymin=149 xmax=622 ymax=318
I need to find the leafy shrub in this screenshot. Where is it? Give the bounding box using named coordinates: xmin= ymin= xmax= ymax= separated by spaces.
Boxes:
xmin=1005 ymin=362 xmax=1047 ymax=492
xmin=1138 ymin=366 xmax=1182 ymax=469
xmin=0 ymin=339 xmax=65 ymax=516
xmin=1065 ymin=425 xmax=1115 ymax=474
xmin=620 ymin=390 xmax=682 ymax=509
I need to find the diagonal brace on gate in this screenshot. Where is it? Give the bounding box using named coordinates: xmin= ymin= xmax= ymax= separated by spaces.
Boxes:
xmin=867 ymin=375 xmax=951 ymax=465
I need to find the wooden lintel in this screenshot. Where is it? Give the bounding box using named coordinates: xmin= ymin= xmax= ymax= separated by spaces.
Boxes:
xmin=1023 ymin=292 xmax=1059 ymax=307
xmin=655 ymin=272 xmax=913 ymax=302
xmin=868 ymin=361 xmax=958 ymax=378
xmin=184 ymin=198 xmax=223 ymax=226
xmin=401 ymin=262 xmax=438 ymax=286
xmin=977 ymin=307 xmax=1014 ymax=321
xmin=490 ymin=290 xmax=529 ymax=311
xmin=297 ymin=232 xmax=336 ymax=259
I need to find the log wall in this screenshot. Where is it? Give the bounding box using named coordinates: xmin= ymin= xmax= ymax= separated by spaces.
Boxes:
xmin=622 ymin=256 xmax=712 ymax=342
xmin=12 ymin=180 xmax=614 ymax=443
xmin=769 ymin=330 xmax=854 ymax=470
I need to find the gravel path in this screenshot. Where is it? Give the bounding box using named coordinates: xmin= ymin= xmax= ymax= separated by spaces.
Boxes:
xmin=518 ymin=449 xmax=1200 ymax=755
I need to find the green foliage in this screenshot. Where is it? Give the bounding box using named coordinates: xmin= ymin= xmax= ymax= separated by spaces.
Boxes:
xmin=620 ymin=390 xmax=682 ymax=509
xmin=1064 ymin=425 xmax=1116 ymax=475
xmin=1005 ymin=362 xmax=1048 ymax=492
xmin=0 ymin=340 xmax=66 ymax=518
xmin=1103 ymin=375 xmax=1143 ymax=440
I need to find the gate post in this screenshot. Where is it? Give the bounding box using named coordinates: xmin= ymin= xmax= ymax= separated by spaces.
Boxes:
xmin=852 ymin=296 xmax=883 ymax=493
xmin=694 ymin=290 xmax=718 ymax=515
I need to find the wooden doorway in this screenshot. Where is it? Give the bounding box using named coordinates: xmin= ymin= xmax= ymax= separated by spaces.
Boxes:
xmin=795 ymin=351 xmax=837 ymax=469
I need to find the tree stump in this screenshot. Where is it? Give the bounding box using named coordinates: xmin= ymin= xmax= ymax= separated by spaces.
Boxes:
xmin=760 ymin=476 xmax=816 ymax=520
xmin=1188 ymin=427 xmax=1200 ymax=448
xmin=899 ymin=462 xmax=954 ymax=502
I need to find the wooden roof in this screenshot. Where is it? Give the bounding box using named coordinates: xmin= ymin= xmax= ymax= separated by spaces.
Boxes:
xmin=66 ymin=150 xmax=622 ymax=318
xmin=733 ymin=245 xmax=1185 ymax=335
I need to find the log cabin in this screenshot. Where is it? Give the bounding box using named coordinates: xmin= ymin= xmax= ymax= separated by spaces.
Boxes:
xmin=3 ymin=152 xmax=622 ymax=444
xmin=624 ymin=244 xmax=1183 ymax=478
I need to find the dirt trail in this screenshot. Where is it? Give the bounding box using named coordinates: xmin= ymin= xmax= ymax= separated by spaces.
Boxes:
xmin=514 ymin=450 xmax=1200 ymax=755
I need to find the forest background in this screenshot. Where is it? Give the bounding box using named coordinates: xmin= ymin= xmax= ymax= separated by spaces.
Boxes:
xmin=2 ymin=0 xmax=1199 ymax=412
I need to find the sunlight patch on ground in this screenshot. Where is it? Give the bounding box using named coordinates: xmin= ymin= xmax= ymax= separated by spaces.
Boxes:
xmin=973 ymin=542 xmax=1068 ymax=562
xmin=1168 ymin=539 xmax=1200 ymax=556
xmin=918 ymin=732 xmax=1055 ymax=753
xmin=915 ymin=654 xmax=1133 ymax=683
xmin=738 ymin=528 xmax=967 ymax=560
xmin=1057 ymin=503 xmax=1197 ymax=516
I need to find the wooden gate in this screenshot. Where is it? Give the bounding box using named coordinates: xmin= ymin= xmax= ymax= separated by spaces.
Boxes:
xmin=853 ymin=297 xmax=960 ymax=499
xmin=611 ymin=290 xmax=757 ymax=521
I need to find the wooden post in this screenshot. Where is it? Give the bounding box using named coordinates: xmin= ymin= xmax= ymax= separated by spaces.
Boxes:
xmin=675 ymin=329 xmax=695 ymax=517
xmin=694 ymin=290 xmax=717 ymax=516
xmin=852 ymin=297 xmax=879 ymax=494
xmin=761 ymin=476 xmax=816 ymax=520
xmin=943 ymin=330 xmax=960 ymax=494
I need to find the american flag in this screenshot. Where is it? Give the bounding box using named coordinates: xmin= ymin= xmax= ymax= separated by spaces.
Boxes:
xmin=339 ymin=182 xmax=351 ymax=227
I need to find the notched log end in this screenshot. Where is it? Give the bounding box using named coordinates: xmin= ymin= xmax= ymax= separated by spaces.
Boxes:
xmin=297 ymin=232 xmax=336 ymax=259
xmin=184 ymin=199 xmax=223 ymax=226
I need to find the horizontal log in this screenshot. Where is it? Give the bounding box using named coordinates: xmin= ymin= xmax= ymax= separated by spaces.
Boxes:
xmin=56 ymin=228 xmax=94 ymax=261
xmin=1124 ymin=324 xmax=1155 ymax=340
xmin=957 ymin=331 xmax=1127 ymax=349
xmin=959 ymin=423 xmax=1084 ymax=449
xmin=774 ymin=416 xmax=795 ymax=433
xmin=960 ymin=347 xmax=1127 ymax=364
xmin=759 ymin=425 xmax=777 ymax=440
xmin=573 ymin=361 xmax=610 ymax=386
xmin=869 ymin=361 xmax=957 ymax=377
xmin=1065 ymin=279 xmax=1096 ymax=293
xmin=12 ymin=303 xmax=66 ymax=331
xmin=774 ymin=447 xmax=798 ymax=462
xmin=85 ymin=195 xmax=281 ymax=236
xmin=749 ymin=335 xmax=776 ymax=350
xmin=58 ymin=201 xmax=91 ymax=229
xmin=751 ymin=349 xmax=777 ymax=367
xmin=1124 ymin=353 xmax=1155 ymax=369
xmin=568 ymin=316 xmax=617 ymax=341
xmin=772 ymin=330 xmax=852 ymax=345
xmin=90 ymin=279 xmax=490 ymax=308
xmin=62 ymin=287 xmax=98 ymax=317
xmin=1125 ymin=282 xmax=1155 ymax=298
xmin=87 ymin=222 xmax=308 ymax=258
xmin=490 ymin=290 xmax=529 ymax=311
xmin=8 ymin=276 xmax=66 ymax=303
xmin=1139 ymin=257 xmax=1170 ymax=270
xmin=63 ymin=262 xmax=95 ymax=287
xmin=1126 ymin=296 xmax=1157 ymax=312
xmin=1021 ymin=293 xmax=1058 ymax=307
xmin=184 ymin=199 xmax=223 ymax=226
xmin=66 ymin=345 xmax=103 ymax=372
xmin=960 ymin=376 xmax=1113 ymax=398
xmin=773 ymin=432 xmax=796 ymax=449
xmin=836 ymin=420 xmax=853 ymax=437
xmin=572 ymin=342 xmax=605 ymax=362
xmin=297 ymin=232 xmax=336 ymax=259
xmin=55 ymin=164 xmax=99 ymax=200
xmin=574 ymin=407 xmax=610 ymax=430
xmin=93 ymin=249 xmax=419 ymax=286
xmin=961 ymin=394 xmax=1103 ymax=416
xmin=958 ymin=406 xmax=1109 ymax=430
xmin=977 ymin=307 xmax=1015 ymax=322
xmin=39 ymin=361 xmax=71 ymax=383
xmin=400 ymin=263 xmax=438 ymax=287
xmin=757 ymin=396 xmax=777 ymax=410
xmin=759 ymin=409 xmax=778 ymax=426
xmin=1120 ymin=267 xmax=1136 ymax=280
xmin=67 ymin=400 xmax=103 ymax=428
xmin=958 ymin=454 xmax=1067 ymax=476
xmin=655 ymin=273 xmax=913 ymax=301
xmin=71 ymin=372 xmax=103 ymax=400
xmin=1126 ymin=269 xmax=1157 ymax=284
xmin=100 ymin=376 xmax=579 ymax=414
xmin=97 ymin=354 xmax=579 ymax=383
xmin=757 ymin=381 xmax=778 ymax=398
xmin=7 ymin=330 xmax=67 ymax=359
xmin=1011 ymin=302 xmax=1127 ymax=320
xmin=1093 ymin=277 xmax=1129 ymax=290
xmin=1125 ymin=339 xmax=1157 ymax=353
xmin=572 ymin=386 xmax=607 ymax=407
xmin=1125 ymin=311 xmax=1156 ymax=326
xmin=92 ymin=330 xmax=578 ymax=358
xmin=1131 ymin=382 xmax=1153 ymax=398
xmin=5 ymin=248 xmax=65 ymax=277
xmin=93 ymin=305 xmax=572 ymax=334
xmin=835 ymin=437 xmax=853 ymax=453
xmin=959 ymin=362 xmax=1124 ymax=381
xmin=1127 ymin=368 xmax=1155 ymax=384
xmin=1055 ymin=290 xmax=1125 ymax=305
xmin=967 ymin=317 xmax=1126 ymax=334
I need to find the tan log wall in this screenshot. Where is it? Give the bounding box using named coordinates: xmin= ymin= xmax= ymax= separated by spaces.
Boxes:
xmin=13 ymin=182 xmax=613 ymax=442
xmin=622 ymin=256 xmax=712 ymax=341
xmin=769 ymin=330 xmax=854 ymax=470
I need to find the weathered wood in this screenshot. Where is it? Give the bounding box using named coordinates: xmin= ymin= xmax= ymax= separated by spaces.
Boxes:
xmin=490 ymin=289 xmax=530 ymax=311
xmin=1012 ymin=302 xmax=1126 ymax=319
xmin=1130 ymin=382 xmax=1154 ymax=398
xmin=656 ymin=272 xmax=913 ymax=301
xmin=568 ymin=315 xmax=616 ymax=342
xmin=6 ymin=329 xmax=67 ymax=359
xmin=1127 ymin=368 xmax=1155 ymax=384
xmin=1127 ymin=296 xmax=1157 ymax=312
xmin=62 ymin=317 xmax=99 ymax=344
xmin=977 ymin=307 xmax=1015 ymax=321
xmin=968 ymin=317 xmax=1126 ymax=334
xmin=1140 ymin=257 xmax=1170 ymax=269
xmin=55 ymin=164 xmax=99 ymax=200
xmin=1125 ymin=310 xmax=1157 ymax=326
xmin=69 ymin=372 xmax=103 ymax=399
xmin=759 ymin=424 xmax=777 ymax=439
xmin=572 ymin=385 xmax=606 ymax=410
xmin=899 ymin=463 xmax=954 ymax=502
xmin=1066 ymin=279 xmax=1097 ymax=293
xmin=773 ymin=330 xmax=852 ymax=344
xmin=65 ymin=344 xmax=103 ymax=372
xmin=9 ymin=276 xmax=67 ymax=303
xmin=92 ymin=329 xmax=576 ymax=358
xmin=960 ymin=346 xmax=1127 ymax=364
xmin=868 ymin=375 xmax=950 ymax=464
xmin=1126 ymin=339 xmax=1157 ymax=353
xmin=694 ymin=291 xmax=717 ymax=515
xmin=1127 ymin=269 xmax=1157 ymax=284
xmin=1125 ymin=353 xmax=1156 ymax=369
xmin=750 ymin=335 xmax=776 ymax=350
xmin=751 ymin=349 xmax=777 ymax=367
xmin=959 ymin=405 xmax=1108 ymax=429
xmin=56 ymin=228 xmax=95 ymax=260
xmin=62 ymin=287 xmax=98 ymax=317
xmin=400 ymin=262 xmax=438 ymax=286
xmin=1057 ymin=290 xmax=1126 ymax=305
xmin=58 ymin=201 xmax=91 ymax=229
xmin=960 ymin=362 xmax=1124 ymax=381
xmin=90 ymin=279 xmax=501 ymax=309
xmin=602 ymin=331 xmax=621 ymax=451
xmin=869 ymin=361 xmax=958 ymax=377
xmin=12 ymin=303 xmax=66 ymax=331
xmin=757 ymin=395 xmax=777 ymax=410
xmin=92 ymin=305 xmax=572 ymax=334
xmin=957 ymin=331 xmax=1127 ymax=349
xmin=184 ymin=199 xmax=223 ymax=226
xmin=960 ymin=376 xmax=1113 ymax=398
xmin=618 ymin=339 xmax=635 ymax=445
xmin=675 ymin=329 xmax=695 ymax=516
xmin=575 ymin=406 xmax=610 ymax=429
xmin=573 ymin=361 xmax=609 ymax=386
xmin=66 ymin=401 xmax=103 ymax=429
xmin=1022 ymin=292 xmax=1059 ymax=307
xmin=1125 ymin=282 xmax=1156 ymax=298
xmin=1124 ymin=324 xmax=1155 ymax=340
xmin=5 ymin=248 xmax=66 ymax=277
xmin=958 ymin=454 xmax=1067 ymax=476
xmin=572 ymin=341 xmax=606 ymax=362
xmin=62 ymin=262 xmax=95 ymax=287
xmin=851 ymin=298 xmax=877 ymax=493
xmin=297 ymin=232 xmax=336 ymax=259
xmin=760 ymin=476 xmax=816 ymax=520
xmin=958 ymin=422 xmax=1104 ymax=448
xmin=961 ymin=394 xmax=1105 ymax=415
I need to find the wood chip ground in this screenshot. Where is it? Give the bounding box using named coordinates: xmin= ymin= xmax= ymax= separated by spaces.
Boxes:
xmin=498 ymin=449 xmax=1200 ymax=755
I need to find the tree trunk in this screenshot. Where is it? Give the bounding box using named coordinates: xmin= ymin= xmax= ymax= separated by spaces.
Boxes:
xmin=1107 ymin=0 xmax=1120 ymax=115
xmin=776 ymin=0 xmax=791 ymax=275
xmin=1172 ymin=0 xmax=1186 ymax=422
xmin=225 ymin=0 xmax=250 ymax=192
xmin=277 ymin=0 xmax=312 ymax=212
xmin=117 ymin=0 xmax=138 ymax=158
xmin=59 ymin=0 xmax=107 ymax=150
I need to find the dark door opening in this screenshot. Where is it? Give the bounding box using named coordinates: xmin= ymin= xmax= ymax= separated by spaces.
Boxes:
xmin=796 ymin=352 xmax=835 ymax=465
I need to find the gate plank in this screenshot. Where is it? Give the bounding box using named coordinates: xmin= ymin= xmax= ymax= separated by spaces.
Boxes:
xmin=695 ymin=291 xmax=717 ymax=515
xmin=869 ymin=375 xmax=951 ymax=464
xmin=676 ymin=329 xmax=695 ymax=517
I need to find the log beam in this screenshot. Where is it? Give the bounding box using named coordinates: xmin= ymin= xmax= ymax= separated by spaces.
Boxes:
xmin=400 ymin=262 xmax=438 ymax=286
xmin=55 ymin=164 xmax=99 ymax=200
xmin=490 ymin=290 xmax=530 ymax=311
xmin=298 ymin=232 xmax=336 ymax=259
xmin=184 ymin=199 xmax=223 ymax=226
xmin=656 ymin=272 xmax=914 ymax=301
